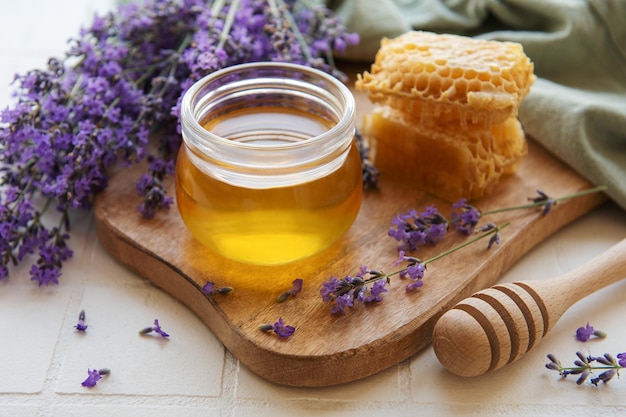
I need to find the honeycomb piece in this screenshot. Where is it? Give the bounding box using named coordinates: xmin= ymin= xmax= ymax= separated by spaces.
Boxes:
xmin=362 ymin=105 xmax=527 ymax=201
xmin=356 ymin=31 xmax=535 ymax=126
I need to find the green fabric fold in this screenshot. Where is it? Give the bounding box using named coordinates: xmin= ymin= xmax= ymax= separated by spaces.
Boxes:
xmin=326 ymin=0 xmax=626 ymax=210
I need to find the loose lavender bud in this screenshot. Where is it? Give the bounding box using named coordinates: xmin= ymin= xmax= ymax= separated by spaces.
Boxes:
xmin=259 ymin=324 xmax=274 ymax=332
xmin=277 ymin=278 xmax=303 ymax=302
xmin=74 ymin=309 xmax=88 ymax=332
xmin=202 ymin=282 xmax=216 ymax=295
xmin=139 ymin=319 xmax=169 ymax=338
xmin=202 ymin=281 xmax=233 ymax=295
xmin=575 ymin=322 xmax=606 ymax=342
xmin=217 ymin=286 xmax=234 ymax=295
xmin=260 ymin=317 xmax=295 ymax=338
xmin=81 ymin=368 xmax=110 ymax=387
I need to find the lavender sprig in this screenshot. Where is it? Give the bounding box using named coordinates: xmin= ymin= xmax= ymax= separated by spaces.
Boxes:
xmin=451 ymin=186 xmax=607 ymax=235
xmin=354 ymin=128 xmax=379 ymax=190
xmin=0 ymin=0 xmax=359 ymax=284
xmin=546 ymin=352 xmax=625 ymax=385
xmin=321 ymin=222 xmax=509 ymax=314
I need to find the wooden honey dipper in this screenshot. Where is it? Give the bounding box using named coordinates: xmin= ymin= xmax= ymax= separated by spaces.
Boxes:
xmin=432 ymin=238 xmax=626 ymax=377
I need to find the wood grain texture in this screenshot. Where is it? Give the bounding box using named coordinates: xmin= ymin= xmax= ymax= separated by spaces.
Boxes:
xmin=93 ymin=65 xmax=606 ymax=387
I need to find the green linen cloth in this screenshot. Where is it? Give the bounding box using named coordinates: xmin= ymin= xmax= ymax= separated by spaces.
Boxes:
xmin=324 ymin=0 xmax=626 ymax=210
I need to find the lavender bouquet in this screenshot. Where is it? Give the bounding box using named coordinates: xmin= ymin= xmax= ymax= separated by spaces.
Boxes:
xmin=0 ymin=0 xmax=359 ymax=285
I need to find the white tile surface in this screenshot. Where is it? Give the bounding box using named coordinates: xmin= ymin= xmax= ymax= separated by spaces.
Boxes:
xmin=1 ymin=1 xmax=626 ymax=416
xmin=56 ymin=285 xmax=226 ymax=397
xmin=0 ymin=272 xmax=72 ymax=393
xmin=236 ymin=360 xmax=404 ymax=401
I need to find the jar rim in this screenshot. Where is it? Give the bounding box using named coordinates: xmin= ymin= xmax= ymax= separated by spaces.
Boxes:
xmin=180 ymin=62 xmax=356 ymax=153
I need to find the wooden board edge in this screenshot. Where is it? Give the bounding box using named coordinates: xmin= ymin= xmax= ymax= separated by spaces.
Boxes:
xmin=92 ymin=188 xmax=607 ymax=387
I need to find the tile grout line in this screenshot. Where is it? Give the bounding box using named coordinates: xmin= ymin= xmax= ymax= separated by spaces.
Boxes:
xmin=35 ymin=285 xmax=87 ymax=416
xmin=220 ymin=349 xmax=241 ymax=417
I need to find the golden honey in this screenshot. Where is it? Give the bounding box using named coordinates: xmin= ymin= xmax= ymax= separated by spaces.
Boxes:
xmin=176 ymin=63 xmax=361 ymax=265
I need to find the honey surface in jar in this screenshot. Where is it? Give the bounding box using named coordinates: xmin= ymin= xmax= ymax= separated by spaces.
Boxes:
xmin=175 ymin=106 xmax=363 ymax=265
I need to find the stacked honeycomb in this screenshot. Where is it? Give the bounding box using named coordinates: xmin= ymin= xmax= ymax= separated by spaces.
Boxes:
xmin=356 ymin=31 xmax=535 ymax=201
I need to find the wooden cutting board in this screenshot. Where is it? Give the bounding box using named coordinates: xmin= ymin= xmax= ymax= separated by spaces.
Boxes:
xmin=93 ymin=65 xmax=606 ymax=387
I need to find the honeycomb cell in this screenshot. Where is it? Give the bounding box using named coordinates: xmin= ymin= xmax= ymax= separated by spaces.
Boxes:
xmin=355 ymin=30 xmax=535 ymax=125
xmin=361 ymin=106 xmax=528 ymax=201
xmin=356 ymin=31 xmax=533 ymax=201
xmin=451 ymin=68 xmax=464 ymax=79
xmin=415 ymin=73 xmax=429 ymax=92
xmin=455 ymin=79 xmax=468 ymax=97
xmin=478 ymin=72 xmax=492 ymax=82
xmin=468 ymin=79 xmax=481 ymax=92
xmin=438 ymin=66 xmax=451 ymax=77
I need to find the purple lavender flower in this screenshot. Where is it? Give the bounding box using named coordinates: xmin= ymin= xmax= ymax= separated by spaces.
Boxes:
xmin=575 ymin=322 xmax=606 ymax=342
xmin=388 ymin=206 xmax=448 ymax=251
xmin=320 ymin=276 xmax=341 ymax=302
xmin=0 ymin=0 xmax=359 ymax=285
xmin=136 ymin=158 xmax=175 ymax=219
xmin=202 ymin=282 xmax=216 ymax=295
xmin=201 ymin=281 xmax=233 ymax=295
xmin=396 ymin=252 xmax=426 ymax=291
xmin=591 ymin=369 xmax=617 ymax=386
xmin=363 ymin=279 xmax=388 ymax=303
xmin=617 ymin=353 xmax=626 ymax=367
xmin=576 ymin=323 xmax=595 ymax=342
xmin=320 ymin=267 xmax=389 ymax=313
xmin=529 ymin=190 xmax=556 ymax=215
xmin=74 ymin=310 xmax=88 ymax=332
xmin=278 ymin=278 xmax=303 ymax=302
xmin=354 ymin=128 xmax=379 ymax=190
xmin=81 ymin=368 xmax=110 ymax=387
xmin=260 ymin=317 xmax=296 ymax=338
xmin=477 ymin=223 xmax=502 ymax=249
xmin=139 ymin=319 xmax=170 ymax=338
xmin=451 ymin=198 xmax=481 ymax=234
xmin=332 ymin=293 xmax=355 ymax=315
xmin=546 ymin=351 xmax=624 ymax=386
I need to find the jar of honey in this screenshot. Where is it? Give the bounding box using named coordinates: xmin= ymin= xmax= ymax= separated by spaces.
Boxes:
xmin=176 ymin=62 xmax=362 ymax=265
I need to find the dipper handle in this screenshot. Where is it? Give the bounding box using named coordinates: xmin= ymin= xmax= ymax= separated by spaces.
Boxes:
xmin=433 ymin=238 xmax=626 ymax=377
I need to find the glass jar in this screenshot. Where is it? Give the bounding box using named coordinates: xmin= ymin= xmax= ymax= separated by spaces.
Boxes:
xmin=176 ymin=62 xmax=362 ymax=265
